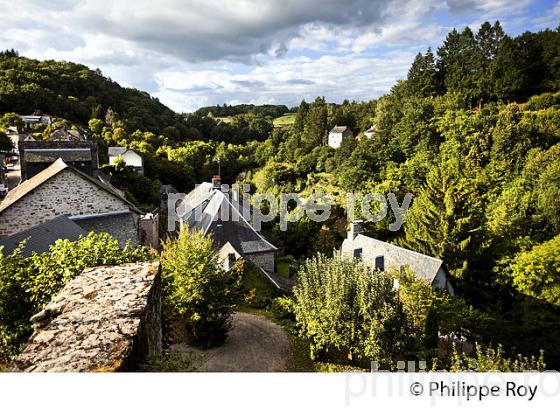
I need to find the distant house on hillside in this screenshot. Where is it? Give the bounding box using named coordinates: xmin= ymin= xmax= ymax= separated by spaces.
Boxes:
xmin=341 ymin=221 xmax=455 ymax=294
xmin=175 ymin=176 xmax=288 ymax=289
xmin=20 ymin=115 xmax=51 ymax=130
xmin=328 ymin=125 xmax=354 ymax=149
xmin=108 ymin=147 xmax=144 ymax=174
xmin=46 ymin=127 xmax=86 ymax=142
xmin=19 ymin=140 xmax=99 ymax=180
xmin=0 ymin=158 xmax=141 ymax=242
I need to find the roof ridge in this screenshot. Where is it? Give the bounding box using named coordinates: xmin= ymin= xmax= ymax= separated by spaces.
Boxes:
xmin=356 ymin=234 xmax=443 ymax=264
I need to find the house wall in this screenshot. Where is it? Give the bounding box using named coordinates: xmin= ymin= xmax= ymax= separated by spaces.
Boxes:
xmin=246 ymin=251 xmax=275 ymax=273
xmin=328 ymin=132 xmax=343 ymax=148
xmin=138 ymin=213 xmax=159 ymax=249
xmin=0 ymin=169 xmax=131 ymax=238
xmin=109 ymin=151 xmax=143 ymax=169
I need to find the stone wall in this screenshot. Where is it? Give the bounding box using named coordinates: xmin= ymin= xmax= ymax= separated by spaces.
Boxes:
xmin=246 ymin=251 xmax=275 ymax=273
xmin=0 ymin=169 xmax=131 ymax=238
xmin=138 ymin=213 xmax=159 ymax=249
xmin=14 ymin=262 xmax=162 ymax=372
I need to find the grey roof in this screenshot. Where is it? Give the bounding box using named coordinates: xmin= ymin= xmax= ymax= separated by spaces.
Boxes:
xmin=23 ymin=148 xmax=92 ymax=162
xmin=342 ymin=234 xmax=444 ymax=283
xmin=71 ymin=211 xmax=139 ymax=247
xmin=178 ymin=182 xmax=277 ymax=256
xmin=329 ymin=125 xmax=349 ymax=133
xmin=0 ymin=216 xmax=86 ymax=258
xmin=0 ymin=158 xmax=140 ymax=215
xmin=108 ymin=147 xmax=141 ymax=157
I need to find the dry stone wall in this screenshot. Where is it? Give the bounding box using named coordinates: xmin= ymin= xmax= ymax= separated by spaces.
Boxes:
xmin=14 ymin=262 xmax=162 ymax=372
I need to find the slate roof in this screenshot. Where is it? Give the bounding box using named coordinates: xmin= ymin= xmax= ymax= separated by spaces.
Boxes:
xmin=0 ymin=158 xmax=140 ymax=215
xmin=23 ymin=148 xmax=92 ymax=162
xmin=342 ymin=234 xmax=445 ymax=284
xmin=0 ymin=216 xmax=86 ymax=258
xmin=108 ymin=147 xmax=141 ymax=157
xmin=329 ymin=125 xmax=349 ymax=133
xmin=178 ymin=182 xmax=277 ymax=256
xmin=72 ymin=211 xmax=139 ymax=247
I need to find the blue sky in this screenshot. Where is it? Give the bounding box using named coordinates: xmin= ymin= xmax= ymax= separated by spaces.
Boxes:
xmin=0 ymin=0 xmax=557 ymax=112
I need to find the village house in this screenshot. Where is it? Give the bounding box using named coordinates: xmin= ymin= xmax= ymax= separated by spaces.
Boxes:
xmin=0 ymin=158 xmax=141 ymax=242
xmin=108 ymin=147 xmax=144 ymax=174
xmin=175 ymin=176 xmax=286 ymax=288
xmin=341 ymin=221 xmax=455 ymax=294
xmin=328 ymin=125 xmax=354 ymax=149
xmin=363 ymin=126 xmax=376 ymax=138
xmin=18 ymin=140 xmax=99 ymax=180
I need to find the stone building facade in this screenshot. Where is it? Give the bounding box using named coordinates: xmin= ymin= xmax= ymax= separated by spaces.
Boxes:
xmin=0 ymin=159 xmax=138 ymax=239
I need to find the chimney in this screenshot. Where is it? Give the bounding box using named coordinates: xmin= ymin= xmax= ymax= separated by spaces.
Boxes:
xmin=348 ymin=220 xmax=363 ymax=240
xmin=212 ymin=175 xmax=221 ymax=189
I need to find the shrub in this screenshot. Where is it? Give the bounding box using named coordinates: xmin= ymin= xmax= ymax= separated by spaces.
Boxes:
xmin=449 ymin=344 xmax=545 ymax=372
xmin=270 ymin=296 xmax=294 ymax=320
xmin=159 ymin=228 xmax=242 ymax=349
xmin=293 ymin=255 xmax=414 ymax=367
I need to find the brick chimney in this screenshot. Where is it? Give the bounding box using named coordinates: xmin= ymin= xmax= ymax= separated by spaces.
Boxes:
xmin=348 ymin=220 xmax=363 ymax=240
xmin=212 ymin=175 xmax=221 ymax=189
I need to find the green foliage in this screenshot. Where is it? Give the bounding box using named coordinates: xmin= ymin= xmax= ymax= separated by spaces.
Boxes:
xmin=139 ymin=352 xmax=196 ymax=372
xmin=293 ymin=255 xmax=413 ymax=367
xmin=0 ymin=233 xmax=151 ymax=360
xmin=100 ymin=161 xmax=161 ymax=208
xmin=159 ymin=229 xmax=242 ymax=348
xmin=449 ymin=344 xmax=545 ymax=372
xmin=504 ymin=235 xmax=560 ymax=306
xmin=400 ymin=160 xmax=484 ymax=279
xmin=0 ymin=54 xmax=188 ymax=138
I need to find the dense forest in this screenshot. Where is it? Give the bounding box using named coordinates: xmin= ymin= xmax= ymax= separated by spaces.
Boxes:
xmin=1 ymin=21 xmax=560 ymax=369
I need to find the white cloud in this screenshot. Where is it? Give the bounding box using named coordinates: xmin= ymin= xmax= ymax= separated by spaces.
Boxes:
xmin=0 ymin=0 xmax=547 ymax=112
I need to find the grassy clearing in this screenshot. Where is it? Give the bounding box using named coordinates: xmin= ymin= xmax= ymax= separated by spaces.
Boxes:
xmin=273 ymin=113 xmax=296 ymax=127
xmin=216 ymin=116 xmax=233 ymax=123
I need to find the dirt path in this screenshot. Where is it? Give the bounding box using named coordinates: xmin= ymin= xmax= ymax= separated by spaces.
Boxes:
xmin=170 ymin=312 xmax=291 ymax=372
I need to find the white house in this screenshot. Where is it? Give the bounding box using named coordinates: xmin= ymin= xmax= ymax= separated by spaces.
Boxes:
xmin=364 ymin=126 xmax=376 ymax=138
xmin=108 ymin=147 xmax=144 ymax=174
xmin=328 ymin=126 xmax=354 ymax=149
xmin=340 ymin=221 xmax=455 ymax=295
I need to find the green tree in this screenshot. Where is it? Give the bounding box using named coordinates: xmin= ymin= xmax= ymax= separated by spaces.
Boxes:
xmin=293 ymin=255 xmax=413 ymax=367
xmin=504 ymin=235 xmax=560 ymax=306
xmin=159 ymin=229 xmax=242 ymax=348
xmin=400 ymin=160 xmax=484 ymax=279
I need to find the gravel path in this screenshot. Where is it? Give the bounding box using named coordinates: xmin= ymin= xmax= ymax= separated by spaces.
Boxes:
xmin=170 ymin=312 xmax=291 ymax=372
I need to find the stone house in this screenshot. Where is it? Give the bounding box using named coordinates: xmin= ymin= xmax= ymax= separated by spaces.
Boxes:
xmin=175 ymin=176 xmax=278 ymax=274
xmin=341 ymin=221 xmax=455 ymax=294
xmin=0 ymin=158 xmax=141 ymax=240
xmin=328 ymin=125 xmax=354 ymax=149
xmin=108 ymin=147 xmax=144 ymax=174
xmin=19 ymin=140 xmax=99 ymax=181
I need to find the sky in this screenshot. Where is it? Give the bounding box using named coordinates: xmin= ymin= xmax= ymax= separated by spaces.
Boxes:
xmin=0 ymin=0 xmax=558 ymax=112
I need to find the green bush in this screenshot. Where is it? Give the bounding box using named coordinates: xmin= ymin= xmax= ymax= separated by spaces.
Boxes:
xmin=159 ymin=228 xmax=242 ymax=349
xmin=270 ymin=296 xmax=294 ymax=320
xmin=293 ymin=255 xmax=414 ymax=368
xmin=449 ymin=344 xmax=545 ymax=372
